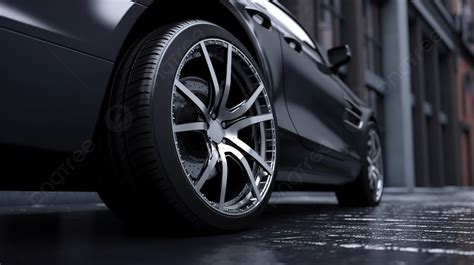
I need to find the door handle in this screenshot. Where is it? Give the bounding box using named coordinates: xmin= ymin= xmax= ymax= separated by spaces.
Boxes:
xmin=284 ymin=36 xmax=302 ymax=53
xmin=246 ymin=8 xmax=272 ymax=29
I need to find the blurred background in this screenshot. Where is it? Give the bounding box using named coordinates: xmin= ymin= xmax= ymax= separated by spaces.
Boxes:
xmin=279 ymin=0 xmax=474 ymax=189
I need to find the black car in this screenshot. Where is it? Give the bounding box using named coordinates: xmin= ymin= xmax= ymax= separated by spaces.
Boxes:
xmin=0 ymin=0 xmax=384 ymax=231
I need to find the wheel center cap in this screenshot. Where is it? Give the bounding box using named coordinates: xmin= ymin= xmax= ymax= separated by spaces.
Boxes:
xmin=208 ymin=120 xmax=225 ymax=143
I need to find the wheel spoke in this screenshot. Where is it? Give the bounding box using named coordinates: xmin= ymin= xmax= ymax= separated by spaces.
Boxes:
xmin=175 ymin=80 xmax=209 ymax=117
xmin=195 ymin=147 xmax=219 ymax=192
xmin=173 ymin=122 xmax=208 ymax=133
xmin=373 ymin=167 xmax=381 ymax=181
xmin=369 ymin=131 xmax=382 ymax=162
xmin=218 ymin=44 xmax=233 ymax=114
xmin=372 ymin=146 xmax=382 ymax=163
xmin=222 ymin=83 xmax=264 ymax=120
xmin=218 ymin=146 xmax=229 ymax=210
xmin=228 ymin=114 xmax=273 ymax=132
xmin=369 ymin=170 xmax=376 ymax=189
xmin=221 ymin=144 xmax=261 ymax=201
xmin=367 ymin=156 xmax=382 ymax=191
xmin=200 ymin=42 xmax=220 ymax=108
xmin=225 ymin=136 xmax=273 ymax=175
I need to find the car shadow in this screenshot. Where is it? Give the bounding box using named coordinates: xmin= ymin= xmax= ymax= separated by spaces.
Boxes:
xmin=0 ymin=197 xmax=348 ymax=265
xmin=0 ymin=198 xmax=341 ymax=236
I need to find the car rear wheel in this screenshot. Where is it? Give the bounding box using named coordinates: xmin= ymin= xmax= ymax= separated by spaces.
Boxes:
xmin=97 ymin=21 xmax=278 ymax=232
xmin=336 ymin=122 xmax=384 ymax=207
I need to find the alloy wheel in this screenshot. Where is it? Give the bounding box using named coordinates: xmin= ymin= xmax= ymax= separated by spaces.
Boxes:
xmin=367 ymin=129 xmax=384 ymax=202
xmin=171 ymin=39 xmax=277 ymax=216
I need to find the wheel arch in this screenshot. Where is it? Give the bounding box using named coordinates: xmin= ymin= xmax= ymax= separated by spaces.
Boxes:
xmin=360 ymin=107 xmax=377 ymax=132
xmin=114 ymin=0 xmax=264 ymax=70
xmin=368 ymin=115 xmax=378 ymax=126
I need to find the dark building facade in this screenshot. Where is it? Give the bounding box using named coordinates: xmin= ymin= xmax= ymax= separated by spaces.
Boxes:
xmin=279 ymin=0 xmax=474 ymax=188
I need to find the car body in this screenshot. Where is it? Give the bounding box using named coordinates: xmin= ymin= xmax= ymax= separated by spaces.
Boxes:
xmin=0 ymin=0 xmax=383 ymax=230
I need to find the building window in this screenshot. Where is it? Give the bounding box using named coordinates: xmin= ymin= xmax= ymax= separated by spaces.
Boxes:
xmin=318 ymin=0 xmax=343 ymax=49
xmin=463 ymin=74 xmax=472 ymax=118
xmin=462 ymin=131 xmax=473 ymax=185
xmin=363 ymin=0 xmax=383 ymax=75
xmin=439 ymin=51 xmax=452 ymax=113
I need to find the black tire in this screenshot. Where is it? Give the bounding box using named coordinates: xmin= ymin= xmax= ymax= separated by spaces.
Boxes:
xmin=97 ymin=20 xmax=278 ymax=232
xmin=336 ymin=122 xmax=384 ymax=207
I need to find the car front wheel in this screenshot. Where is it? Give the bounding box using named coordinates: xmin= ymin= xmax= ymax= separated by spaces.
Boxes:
xmin=97 ymin=21 xmax=278 ymax=232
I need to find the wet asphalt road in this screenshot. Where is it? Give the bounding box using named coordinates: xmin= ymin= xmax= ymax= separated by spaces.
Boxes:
xmin=0 ymin=190 xmax=473 ymax=265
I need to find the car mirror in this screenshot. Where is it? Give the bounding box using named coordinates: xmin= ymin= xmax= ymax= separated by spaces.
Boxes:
xmin=328 ymin=45 xmax=352 ymax=74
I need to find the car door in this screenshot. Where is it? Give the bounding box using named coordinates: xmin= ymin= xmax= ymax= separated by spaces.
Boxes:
xmin=262 ymin=1 xmax=350 ymax=159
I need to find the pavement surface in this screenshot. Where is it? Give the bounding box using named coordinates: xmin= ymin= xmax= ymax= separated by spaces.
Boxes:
xmin=0 ymin=190 xmax=473 ymax=265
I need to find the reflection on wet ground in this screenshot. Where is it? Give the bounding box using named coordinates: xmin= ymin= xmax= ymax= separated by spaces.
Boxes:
xmin=0 ymin=190 xmax=473 ymax=265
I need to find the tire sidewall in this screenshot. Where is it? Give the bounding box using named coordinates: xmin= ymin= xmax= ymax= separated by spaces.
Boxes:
xmin=150 ymin=21 xmax=278 ymax=230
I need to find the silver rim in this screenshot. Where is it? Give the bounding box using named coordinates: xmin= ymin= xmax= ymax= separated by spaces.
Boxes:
xmin=367 ymin=129 xmax=384 ymax=202
xmin=171 ymin=39 xmax=277 ymax=216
